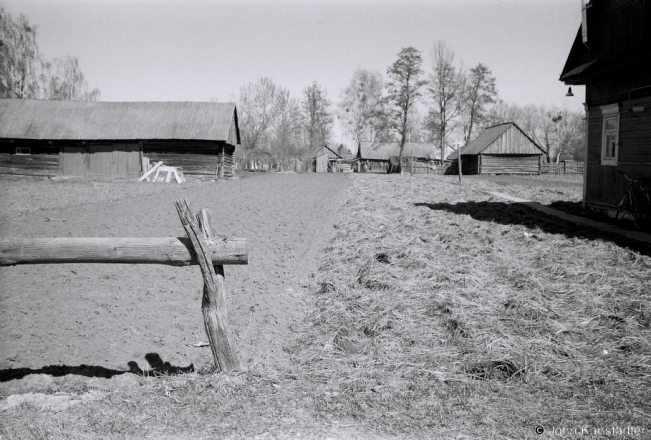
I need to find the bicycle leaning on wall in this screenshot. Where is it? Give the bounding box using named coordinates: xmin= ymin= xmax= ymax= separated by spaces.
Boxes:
xmin=615 ymin=172 xmax=651 ymax=230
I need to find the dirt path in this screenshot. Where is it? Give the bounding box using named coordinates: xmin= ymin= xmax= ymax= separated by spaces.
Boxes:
xmin=0 ymin=173 xmax=350 ymax=374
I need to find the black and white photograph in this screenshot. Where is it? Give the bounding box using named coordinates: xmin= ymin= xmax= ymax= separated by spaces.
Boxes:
xmin=0 ymin=0 xmax=649 ymax=438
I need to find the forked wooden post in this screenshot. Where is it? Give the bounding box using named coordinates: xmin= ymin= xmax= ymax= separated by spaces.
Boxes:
xmin=175 ymin=198 xmax=240 ymax=372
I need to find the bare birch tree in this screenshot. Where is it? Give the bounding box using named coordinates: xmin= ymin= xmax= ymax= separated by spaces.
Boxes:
xmin=39 ymin=55 xmax=100 ymax=101
xmin=237 ymin=77 xmax=280 ymax=152
xmin=424 ymin=41 xmax=464 ymax=161
xmin=0 ymin=9 xmax=40 ymax=98
xmin=1 ymin=8 xmax=99 ymax=100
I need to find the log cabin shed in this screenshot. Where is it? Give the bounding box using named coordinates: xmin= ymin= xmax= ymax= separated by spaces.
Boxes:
xmin=0 ymin=99 xmax=240 ymax=179
xmin=357 ymin=142 xmax=437 ymax=163
xmin=560 ymin=0 xmax=651 ymax=215
xmin=446 ymin=122 xmax=545 ymax=175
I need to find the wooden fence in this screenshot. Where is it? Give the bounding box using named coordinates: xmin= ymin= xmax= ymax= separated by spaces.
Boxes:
xmin=410 ymin=163 xmax=448 ymax=175
xmin=1 ymin=200 xmax=247 ymax=372
xmin=235 ymin=159 xmax=310 ymax=173
xmin=540 ymin=161 xmax=585 ymax=175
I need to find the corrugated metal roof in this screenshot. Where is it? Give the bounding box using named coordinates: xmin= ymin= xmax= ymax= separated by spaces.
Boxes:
xmin=0 ymin=99 xmax=239 ymax=142
xmin=446 ymin=122 xmax=543 ymax=160
xmin=359 ymin=142 xmax=436 ymax=160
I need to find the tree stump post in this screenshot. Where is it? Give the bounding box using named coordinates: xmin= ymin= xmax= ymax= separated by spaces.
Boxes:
xmin=175 ymin=198 xmax=240 ymax=372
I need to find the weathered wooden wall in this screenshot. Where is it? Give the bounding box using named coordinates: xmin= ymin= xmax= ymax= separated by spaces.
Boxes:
xmin=0 ymin=140 xmax=237 ymax=180
xmin=223 ymin=150 xmax=234 ymax=178
xmin=145 ymin=152 xmax=220 ymax=179
xmin=479 ymin=154 xmax=541 ymax=175
xmin=143 ymin=142 xmax=235 ymax=180
xmin=0 ymin=153 xmax=59 ymax=177
xmin=483 ymin=125 xmax=542 ymax=155
xmin=315 ymin=153 xmax=329 ymax=173
xmin=0 ymin=143 xmax=60 ymax=177
xmin=60 ymin=146 xmax=86 ymax=176
xmin=60 ymin=143 xmax=140 ymax=179
xmin=585 ymin=95 xmax=651 ymax=208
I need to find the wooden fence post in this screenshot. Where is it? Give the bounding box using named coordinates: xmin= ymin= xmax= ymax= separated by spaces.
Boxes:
xmin=175 ymin=198 xmax=240 ymax=372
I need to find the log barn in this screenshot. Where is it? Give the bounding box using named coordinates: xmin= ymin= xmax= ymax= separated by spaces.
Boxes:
xmin=446 ymin=122 xmax=545 ymax=175
xmin=0 ymin=99 xmax=240 ymax=180
xmin=560 ymin=0 xmax=651 ymax=215
xmin=357 ymin=142 xmax=436 ymax=163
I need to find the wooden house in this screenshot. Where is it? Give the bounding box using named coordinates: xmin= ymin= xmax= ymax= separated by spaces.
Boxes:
xmin=446 ymin=122 xmax=545 ymax=175
xmin=560 ymin=0 xmax=651 ymax=214
xmin=312 ymin=145 xmax=341 ymax=172
xmin=357 ymin=142 xmax=437 ymax=163
xmin=0 ymin=100 xmax=240 ymax=179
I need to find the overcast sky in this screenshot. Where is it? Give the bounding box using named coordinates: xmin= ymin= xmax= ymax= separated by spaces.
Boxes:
xmin=4 ymin=0 xmax=585 ymax=146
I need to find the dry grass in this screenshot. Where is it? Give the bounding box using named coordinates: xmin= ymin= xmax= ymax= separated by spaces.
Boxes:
xmin=1 ymin=173 xmax=650 ymax=439
xmin=285 ymin=174 xmax=650 ymax=437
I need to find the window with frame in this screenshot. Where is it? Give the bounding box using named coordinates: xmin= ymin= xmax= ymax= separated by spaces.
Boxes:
xmin=600 ymin=104 xmax=619 ymax=166
xmin=15 ymin=147 xmax=31 ymax=155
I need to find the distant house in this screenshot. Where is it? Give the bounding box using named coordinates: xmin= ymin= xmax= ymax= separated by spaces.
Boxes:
xmin=357 ymin=142 xmax=437 ymax=163
xmin=0 ymin=99 xmax=240 ymax=179
xmin=560 ymin=0 xmax=651 ymax=214
xmin=446 ymin=122 xmax=545 ymax=175
xmin=312 ymin=145 xmax=341 ymax=172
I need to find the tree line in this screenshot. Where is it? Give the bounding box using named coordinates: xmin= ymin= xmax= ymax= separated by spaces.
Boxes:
xmin=238 ymin=42 xmax=585 ymax=166
xmin=1 ymin=8 xmax=583 ymax=165
xmin=0 ymin=8 xmax=99 ymax=100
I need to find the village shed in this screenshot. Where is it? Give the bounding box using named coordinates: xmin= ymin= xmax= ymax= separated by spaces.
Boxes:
xmin=312 ymin=145 xmax=341 ymax=172
xmin=560 ymin=0 xmax=651 ymax=215
xmin=0 ymin=100 xmax=240 ymax=179
xmin=357 ymin=142 xmax=438 ymax=172
xmin=357 ymin=142 xmax=437 ymax=165
xmin=446 ymin=122 xmax=545 ymax=175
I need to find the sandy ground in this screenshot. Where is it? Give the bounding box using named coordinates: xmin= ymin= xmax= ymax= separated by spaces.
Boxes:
xmin=0 ymin=173 xmax=349 ymax=374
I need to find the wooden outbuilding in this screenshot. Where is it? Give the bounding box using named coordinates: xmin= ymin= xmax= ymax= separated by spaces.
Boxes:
xmin=357 ymin=142 xmax=437 ymax=164
xmin=0 ymin=100 xmax=240 ymax=180
xmin=560 ymin=0 xmax=651 ymax=215
xmin=312 ymin=145 xmax=341 ymax=172
xmin=446 ymin=122 xmax=545 ymax=175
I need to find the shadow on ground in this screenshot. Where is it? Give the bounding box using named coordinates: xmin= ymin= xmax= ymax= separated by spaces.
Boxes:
xmin=415 ymin=201 xmax=651 ymax=256
xmin=0 ymin=353 xmax=194 ymax=382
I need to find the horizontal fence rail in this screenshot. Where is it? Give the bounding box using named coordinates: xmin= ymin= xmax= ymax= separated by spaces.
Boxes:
xmin=0 ymin=237 xmax=247 ymax=266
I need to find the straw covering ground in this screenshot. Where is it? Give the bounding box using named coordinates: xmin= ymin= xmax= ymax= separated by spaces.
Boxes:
xmin=1 ymin=172 xmax=650 ymax=439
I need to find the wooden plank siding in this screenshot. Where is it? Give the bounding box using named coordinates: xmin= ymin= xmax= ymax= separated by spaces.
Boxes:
xmin=483 ymin=127 xmax=542 ymax=155
xmin=145 ymin=152 xmax=220 ymax=179
xmin=60 ymin=146 xmax=87 ymax=176
xmin=143 ymin=142 xmax=235 ymax=180
xmin=0 ymin=153 xmax=59 ymax=177
xmin=60 ymin=143 xmax=141 ymax=179
xmin=479 ymin=155 xmax=541 ymax=175
xmin=0 ymin=100 xmax=240 ymax=180
xmin=585 ymin=95 xmax=651 ymax=208
xmin=223 ymin=151 xmax=234 ymax=178
xmin=315 ymin=153 xmax=329 ymax=172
